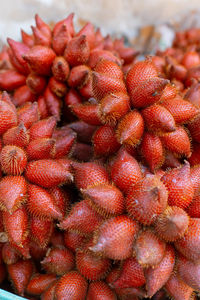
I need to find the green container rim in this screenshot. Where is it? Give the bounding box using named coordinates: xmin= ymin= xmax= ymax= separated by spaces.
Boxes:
xmin=0 ymin=289 xmax=27 ymax=300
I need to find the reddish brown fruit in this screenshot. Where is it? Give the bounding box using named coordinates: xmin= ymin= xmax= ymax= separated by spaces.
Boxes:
xmin=30 ymin=216 xmax=53 ymax=248
xmin=134 ymin=229 xmax=166 ymax=267
xmin=89 ymin=49 xmax=121 ymax=69
xmin=2 ymin=123 xmax=29 ymax=148
xmin=28 ymin=184 xmax=63 ymax=220
xmin=187 ymin=113 xmax=200 ymax=143
xmin=174 ymin=218 xmax=200 ymax=261
xmin=140 ymin=133 xmax=164 ymax=172
xmin=141 ymin=104 xmax=176 ymax=133
xmin=23 ymin=45 xmax=56 ymax=75
xmin=52 ymin=56 xmax=70 ymax=82
xmin=7 ymin=260 xmax=34 ymax=296
xmin=93 ymin=125 xmax=120 ymax=157
xmin=49 ymin=77 xmax=68 ymax=97
xmin=165 ymin=273 xmax=194 ymax=300
xmin=29 ymin=117 xmax=56 ymax=140
xmin=182 ymin=51 xmax=200 ymax=69
xmin=25 ymin=159 xmax=73 ymax=188
xmin=68 ymin=65 xmax=90 ymax=88
xmin=44 ymin=87 xmax=62 ymax=121
xmin=71 ymin=103 xmax=101 ymax=125
xmin=126 ymin=175 xmax=168 ymax=225
xmin=26 ymin=273 xmax=57 ymax=296
xmin=49 ymin=186 xmax=69 ymax=218
xmin=177 ymin=254 xmax=200 ymax=291
xmin=1 ymin=145 xmax=27 ymax=175
xmin=59 ymin=199 xmax=103 ymax=235
xmin=161 ymin=162 xmax=194 ymax=209
xmin=41 ymin=247 xmax=75 ymax=275
xmin=145 ymin=245 xmax=175 ymax=297
xmin=110 ymin=148 xmax=142 ymax=193
xmin=82 ymin=183 xmax=125 ymax=217
xmin=116 ymin=110 xmax=144 ymax=146
xmin=13 ymin=85 xmax=36 ymax=106
xmin=26 ymin=73 xmax=47 ymax=94
xmin=2 ymin=243 xmax=19 ymax=265
xmin=87 ymin=281 xmax=117 ymax=300
xmin=155 ymin=206 xmax=189 ymax=242
xmin=17 ymin=102 xmax=39 ymax=129
xmin=111 ymin=257 xmax=145 ymax=289
xmin=90 ymin=215 xmax=139 ymax=260
xmin=0 ymin=176 xmax=27 ymax=213
xmin=160 ymin=126 xmax=191 ymax=157
xmin=189 ymin=143 xmax=200 ymax=166
xmin=0 ymin=95 xmax=17 ymax=134
xmin=64 ymin=231 xmax=85 ymax=252
xmin=7 ymin=38 xmax=30 ymax=74
xmin=94 ymin=59 xmax=123 ymax=79
xmin=76 ymin=240 xmax=111 ymax=280
xmin=55 ymin=271 xmax=88 ymax=300
xmin=41 ymin=280 xmax=58 ymax=300
xmin=26 ymin=138 xmax=55 ymax=160
xmin=0 ymin=70 xmax=26 ymax=91
xmin=67 ymin=121 xmax=97 ymax=143
xmin=187 ymin=195 xmax=200 ymax=217
xmin=72 ymin=161 xmax=109 ymax=190
xmin=64 ymin=35 xmax=90 ymax=66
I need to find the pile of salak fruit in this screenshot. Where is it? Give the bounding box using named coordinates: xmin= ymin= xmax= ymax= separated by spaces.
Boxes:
xmin=0 ymin=13 xmax=200 ymax=300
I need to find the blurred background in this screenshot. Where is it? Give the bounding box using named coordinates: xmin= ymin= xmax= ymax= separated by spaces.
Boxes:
xmin=1 ymin=0 xmax=200 ymax=52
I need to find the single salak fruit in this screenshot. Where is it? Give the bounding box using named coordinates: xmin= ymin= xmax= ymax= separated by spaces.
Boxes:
xmin=187 ymin=195 xmax=200 ymax=217
xmin=41 ymin=246 xmax=75 ymax=275
xmin=7 ymin=259 xmax=34 ymax=296
xmin=76 ymin=239 xmax=111 ymax=280
xmin=174 ymin=218 xmax=200 ymax=261
xmin=82 ymin=183 xmax=125 ymax=217
xmin=29 ymin=216 xmax=53 ymax=248
xmin=111 ymin=257 xmax=145 ymax=289
xmin=126 ymin=175 xmax=168 ymax=225
xmin=2 ymin=243 xmax=19 ymax=265
xmin=55 ymin=271 xmax=88 ymax=300
xmin=89 ymin=215 xmax=139 ymax=260
xmin=26 ymin=273 xmax=57 ymax=296
xmin=161 ymin=161 xmax=194 ymax=209
xmin=145 ymin=245 xmax=175 ymax=297
xmin=165 ymin=273 xmax=194 ymax=300
xmin=134 ymin=229 xmax=166 ymax=267
xmin=87 ymin=281 xmax=117 ymax=300
xmin=155 ymin=206 xmax=189 ymax=242
xmin=177 ymin=254 xmax=200 ymax=291
xmin=0 ymin=145 xmax=27 ymax=175
xmin=64 ymin=231 xmax=85 ymax=252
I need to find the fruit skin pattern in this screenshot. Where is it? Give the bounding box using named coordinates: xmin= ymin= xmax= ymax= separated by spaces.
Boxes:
xmin=0 ymin=14 xmax=200 ymax=300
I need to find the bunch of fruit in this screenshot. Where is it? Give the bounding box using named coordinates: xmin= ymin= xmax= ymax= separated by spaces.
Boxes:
xmin=0 ymin=13 xmax=200 ymax=300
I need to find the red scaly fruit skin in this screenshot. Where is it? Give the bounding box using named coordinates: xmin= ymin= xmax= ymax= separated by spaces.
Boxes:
xmin=140 ymin=133 xmax=165 ymax=172
xmin=0 ymin=94 xmax=17 ymax=135
xmin=50 ymin=229 xmax=65 ymax=247
xmin=145 ymin=245 xmax=175 ymax=298
xmin=0 ymin=176 xmax=27 ymax=213
xmin=134 ymin=229 xmax=166 ymax=267
xmin=3 ymin=123 xmax=30 ymax=148
xmin=41 ymin=247 xmax=75 ymax=276
xmin=26 ymin=73 xmax=47 ymax=94
xmin=116 ymin=110 xmax=144 ymax=146
xmin=185 ymin=82 xmax=200 ymax=107
xmin=94 ymin=59 xmax=123 ymax=80
xmin=25 ymin=159 xmax=73 ymax=188
xmin=55 ymin=271 xmax=88 ymax=300
xmin=76 ymin=239 xmax=111 ymax=281
xmin=189 ymin=143 xmax=200 ymax=166
xmin=44 ymin=87 xmax=62 ymax=121
xmin=99 ymin=92 xmax=130 ymax=126
xmin=0 ymin=145 xmax=27 ymax=175
xmin=26 ymin=138 xmax=55 ymax=160
xmin=41 ymin=280 xmax=58 ymax=300
xmin=48 ymin=77 xmax=68 ymax=97
xmin=72 ymin=161 xmax=109 ymax=190
xmin=141 ymin=104 xmax=176 ymax=134
xmin=187 ymin=113 xmax=200 ymax=143
xmin=51 ymin=56 xmax=70 ymax=82
xmin=17 ymin=102 xmax=39 ymax=129
xmin=2 ymin=243 xmax=19 ymax=265
xmin=64 ymin=35 xmax=90 ymax=66
xmin=88 ymin=49 xmax=121 ymax=69
xmin=155 ymin=206 xmax=189 ymax=242
xmin=87 ymin=281 xmax=117 ymax=300
xmin=160 ymin=126 xmax=191 ymax=157
xmin=29 ymin=241 xmax=47 ymax=262
xmin=67 ymin=121 xmax=97 ymax=143
xmin=174 ymin=218 xmax=200 ymax=261
xmin=64 ymin=231 xmax=85 ymax=252
xmin=26 ymin=273 xmax=57 ymax=296
xmin=38 ymin=96 xmax=49 ymax=119
xmin=23 ymin=45 xmax=56 ymax=76
xmin=82 ymin=183 xmax=125 ymax=217
xmin=90 ymin=215 xmax=139 ymax=260
xmin=29 ymin=216 xmax=53 ymax=248
xmin=126 ymin=60 xmax=158 ymax=91
xmin=3 ymin=207 xmax=29 ymax=247
xmin=13 ymin=85 xmax=36 ymax=106
xmin=29 ymin=116 xmax=56 ymax=140
xmin=161 ymin=96 xmax=199 ymax=124
xmin=110 ymin=148 xmax=142 ymax=193
xmin=111 ymin=257 xmax=145 ymax=289
xmin=71 ymin=103 xmax=102 ymax=126
xmin=182 ymin=51 xmax=200 ymax=68
xmin=165 ymin=273 xmax=194 ymax=300
xmin=27 ymin=184 xmax=63 ymax=220
xmin=163 ymin=151 xmax=181 ymax=169
xmin=187 ymin=195 xmax=200 ymax=217
xmin=7 ymin=259 xmax=34 ymax=296
xmin=68 ymin=65 xmax=90 ymax=88
xmin=49 ymin=186 xmax=70 ymax=218
xmin=177 ymin=254 xmax=200 ymax=291
xmin=0 ymin=70 xmax=26 ymax=91
xmin=59 ymin=199 xmax=103 ymax=235
xmin=161 ymin=161 xmax=194 ymax=209
xmin=126 ymin=175 xmax=168 ymax=225
xmin=92 ymin=125 xmax=120 ymax=157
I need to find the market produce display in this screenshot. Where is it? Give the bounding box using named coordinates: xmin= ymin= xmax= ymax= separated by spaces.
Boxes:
xmin=0 ymin=13 xmax=200 ymax=300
